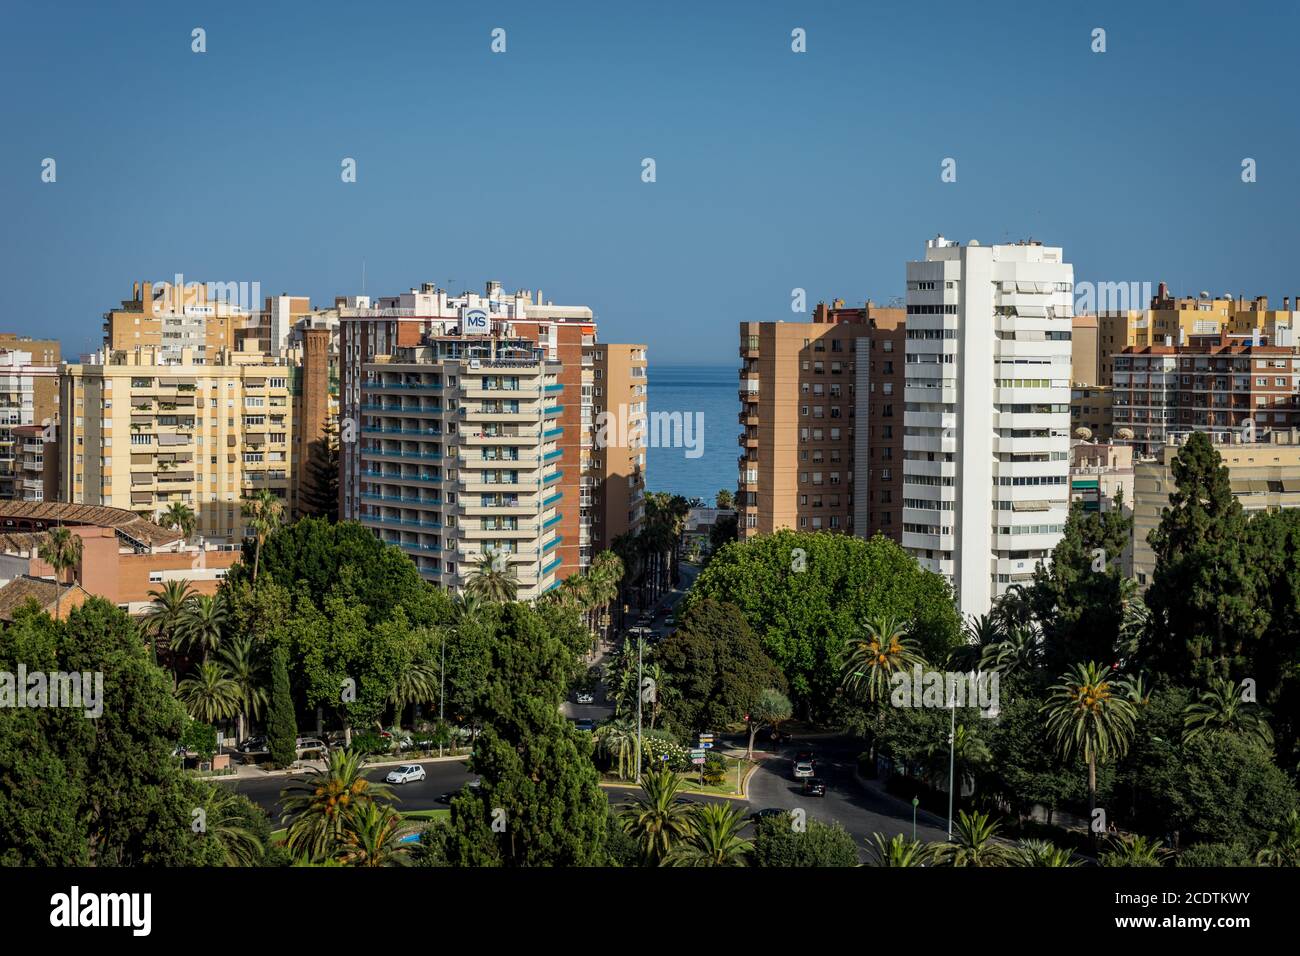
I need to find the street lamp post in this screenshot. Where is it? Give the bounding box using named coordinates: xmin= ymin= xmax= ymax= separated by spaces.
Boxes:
xmin=947 ymin=684 xmax=956 ymax=841
xmin=912 ymin=796 xmax=919 ymax=842
xmin=634 ymin=632 xmax=644 ymax=786
xmin=439 ymin=632 xmax=447 ymax=756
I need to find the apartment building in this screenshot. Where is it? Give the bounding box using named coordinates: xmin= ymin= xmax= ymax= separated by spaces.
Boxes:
xmin=902 ymin=237 xmax=1074 ymax=617
xmin=285 ymin=320 xmax=340 ymax=516
xmin=0 ymin=348 xmax=60 ymax=499
xmin=103 ymin=280 xmax=253 ymax=364
xmin=1070 ymin=442 xmax=1133 ymax=513
xmin=339 ymin=281 xmax=645 ymax=590
xmin=356 ymin=337 xmax=564 ymax=601
xmin=587 ymin=343 xmax=648 ymax=559
xmin=1071 ymin=314 xmax=1101 ymax=385
xmin=735 ymin=300 xmax=904 ymax=541
xmin=12 ymin=424 xmax=57 ymax=502
xmin=1112 ymin=337 xmax=1300 ymax=457
xmin=60 ymin=345 xmax=294 ymax=542
xmin=1071 ymin=384 xmax=1113 ymax=442
xmin=1132 ymin=429 xmax=1300 ymax=587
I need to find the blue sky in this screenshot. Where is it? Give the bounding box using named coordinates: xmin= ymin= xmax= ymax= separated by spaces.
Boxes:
xmin=1 ymin=0 xmax=1297 ymax=363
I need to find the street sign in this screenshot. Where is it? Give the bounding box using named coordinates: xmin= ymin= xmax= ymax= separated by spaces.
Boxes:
xmin=691 ymin=757 xmax=705 ymax=765
xmin=700 ymin=742 xmax=713 ymax=749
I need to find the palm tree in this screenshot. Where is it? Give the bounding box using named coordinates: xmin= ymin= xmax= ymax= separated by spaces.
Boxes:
xmin=1255 ymin=810 xmax=1300 ymax=867
xmin=466 ymin=548 xmax=517 ymax=602
xmin=593 ymin=719 xmax=638 ymax=780
xmin=978 ymin=625 xmax=1042 ymax=676
xmin=334 ymin=801 xmax=414 ymax=867
xmin=178 ymin=592 xmax=228 ymax=662
xmin=991 ymin=583 xmax=1036 ymax=636
xmin=928 ymin=810 xmax=1013 ymax=867
xmin=1182 ymin=677 xmax=1274 ymax=748
xmin=1100 ymin=833 xmax=1173 ymax=867
xmin=143 ymin=579 xmax=195 ymax=670
xmin=194 ymin=784 xmax=265 ymax=866
xmin=217 ymin=635 xmax=267 ymax=746
xmin=619 ymin=768 xmax=693 ymax=864
xmin=1042 ymin=662 xmax=1138 ymax=845
xmin=159 ymin=501 xmax=197 ymax=540
xmin=662 ymin=803 xmax=752 ymax=867
xmin=37 ymin=526 xmax=83 ymax=620
xmin=177 ymin=661 xmax=241 ymax=729
xmin=280 ymin=748 xmax=396 ymax=863
xmin=241 ymin=488 xmax=284 ymax=583
xmin=841 ymin=614 xmax=925 ymax=702
xmin=1010 ymin=838 xmax=1080 ymax=867
xmin=867 ymin=832 xmax=927 ymax=867
xmin=389 ymin=660 xmax=439 ymax=726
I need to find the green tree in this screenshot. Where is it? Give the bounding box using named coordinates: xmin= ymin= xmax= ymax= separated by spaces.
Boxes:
xmin=241 ymin=488 xmax=285 ymax=584
xmin=1182 ymin=677 xmax=1273 ymax=748
xmin=335 ymin=801 xmax=414 ymax=867
xmin=685 ymin=531 xmax=961 ymax=717
xmin=619 ymin=768 xmax=693 ymax=865
xmin=178 ymin=592 xmax=228 ymax=662
xmin=143 ymin=579 xmax=195 ymax=670
xmin=655 ymin=599 xmax=785 ymax=735
xmin=217 ymin=635 xmax=267 ymax=746
xmin=37 ymin=526 xmax=83 ymax=620
xmin=1255 ymin=810 xmax=1300 ymax=867
xmin=1144 ymin=432 xmax=1265 ymax=684
xmin=746 ymin=687 xmax=792 ymax=758
xmin=193 ymin=783 xmax=269 ymax=866
xmin=176 ymin=661 xmax=241 ymax=731
xmin=755 ymin=817 xmax=860 ymax=867
xmin=662 ymin=802 xmax=752 ymax=867
xmin=714 ymin=488 xmax=734 ymax=510
xmin=435 ymin=603 xmax=609 ymax=866
xmin=159 ymin=501 xmax=197 ymax=540
xmin=1100 ymin=833 xmax=1172 ymax=867
xmin=1029 ymin=496 xmax=1133 ymax=671
xmin=866 ymin=832 xmax=927 ymax=867
xmin=266 ymin=644 xmax=298 ymax=768
xmin=465 ymin=548 xmax=518 ymax=603
xmin=279 ymin=748 xmax=395 ymax=863
xmin=1010 ymin=839 xmax=1079 ymax=867
xmin=842 ymin=613 xmax=926 ymax=703
xmin=300 ymin=419 xmax=341 ymax=522
xmin=0 ymin=599 xmax=227 ymax=865
xmin=928 ymin=810 xmax=1013 ymax=867
xmin=1042 ymin=662 xmax=1138 ymax=843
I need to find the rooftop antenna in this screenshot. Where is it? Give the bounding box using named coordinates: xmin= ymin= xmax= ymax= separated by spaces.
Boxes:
xmin=361 ymin=258 xmax=367 ymax=295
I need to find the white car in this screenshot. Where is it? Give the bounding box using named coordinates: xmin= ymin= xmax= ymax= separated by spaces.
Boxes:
xmin=386 ymin=764 xmax=427 ymax=785
xmin=793 ymin=760 xmax=815 ymax=780
xmin=576 ymin=691 xmax=595 ymax=704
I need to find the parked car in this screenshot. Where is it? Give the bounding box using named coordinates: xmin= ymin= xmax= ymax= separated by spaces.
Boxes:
xmin=295 ymin=737 xmax=329 ymax=757
xmin=437 ymin=779 xmax=482 ymax=804
xmin=802 ymin=777 xmax=827 ymax=797
xmin=750 ymin=807 xmax=787 ymax=824
xmin=575 ymin=691 xmax=595 ymax=705
xmin=386 ymin=764 xmax=427 ymax=785
xmin=574 ymin=718 xmax=596 ymax=732
xmin=793 ymin=760 xmax=815 ymax=780
xmin=236 ymin=736 xmax=267 ymax=754
xmin=664 ymin=614 xmax=675 ymax=627
xmin=794 ymin=750 xmax=816 ymax=767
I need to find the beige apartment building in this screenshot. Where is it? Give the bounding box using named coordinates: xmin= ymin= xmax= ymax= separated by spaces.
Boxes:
xmin=737 ymin=301 xmax=905 ymax=542
xmin=1132 ymin=429 xmax=1300 ymax=587
xmin=357 ymin=337 xmax=564 ymax=601
xmin=587 ymin=343 xmax=647 ymax=558
xmin=60 ymin=345 xmax=294 ymax=543
xmin=103 ymin=280 xmax=250 ymax=363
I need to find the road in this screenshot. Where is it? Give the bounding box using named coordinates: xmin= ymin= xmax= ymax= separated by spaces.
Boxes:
xmin=744 ymin=736 xmax=950 ymax=860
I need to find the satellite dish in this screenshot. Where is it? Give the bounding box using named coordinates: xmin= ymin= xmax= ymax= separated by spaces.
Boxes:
xmin=1116 ymin=427 xmax=1135 ymax=440
xmin=1074 ymin=427 xmax=1093 ymax=441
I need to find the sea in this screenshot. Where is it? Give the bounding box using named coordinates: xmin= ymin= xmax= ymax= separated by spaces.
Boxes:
xmin=645 ymin=364 xmax=741 ymax=504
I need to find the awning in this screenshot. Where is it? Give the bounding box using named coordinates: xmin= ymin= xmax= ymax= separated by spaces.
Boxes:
xmin=1012 ymin=499 xmax=1051 ymax=512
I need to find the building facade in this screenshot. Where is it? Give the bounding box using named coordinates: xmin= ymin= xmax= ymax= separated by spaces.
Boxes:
xmin=902 ymin=237 xmax=1074 ymax=617
xmin=60 ymin=345 xmax=294 ymax=542
xmin=0 ymin=347 xmax=60 ymax=500
xmin=736 ymin=300 xmax=904 ymax=541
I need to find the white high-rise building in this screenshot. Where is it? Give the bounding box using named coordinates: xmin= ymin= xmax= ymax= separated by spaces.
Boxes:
xmin=901 ymin=237 xmax=1074 ymax=617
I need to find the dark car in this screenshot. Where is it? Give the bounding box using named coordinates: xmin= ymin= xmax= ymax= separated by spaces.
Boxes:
xmin=573 ymin=718 xmax=596 ymax=733
xmin=794 ymin=750 xmax=815 ymax=766
xmin=802 ymin=777 xmax=827 ymax=797
xmin=750 ymin=807 xmax=787 ymax=824
xmin=236 ymin=735 xmax=267 ymax=754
